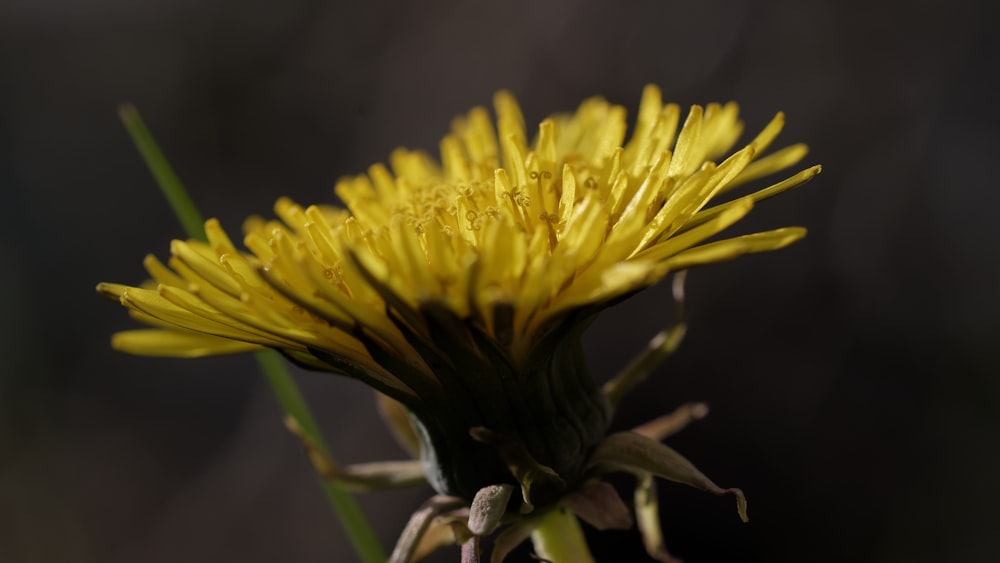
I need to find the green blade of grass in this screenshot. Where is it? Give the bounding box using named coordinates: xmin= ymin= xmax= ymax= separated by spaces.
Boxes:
xmin=119 ymin=104 xmax=386 ymax=563
xmin=118 ymin=104 xmax=206 ymax=242
xmin=255 ymin=350 xmax=387 ymax=563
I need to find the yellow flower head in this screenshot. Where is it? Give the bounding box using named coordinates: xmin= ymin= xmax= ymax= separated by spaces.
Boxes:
xmin=99 ymin=85 xmax=818 ymax=504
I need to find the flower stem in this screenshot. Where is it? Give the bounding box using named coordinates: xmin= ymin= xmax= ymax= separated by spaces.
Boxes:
xmin=118 ymin=106 xmax=386 ymax=563
xmin=530 ymin=509 xmax=595 ymax=563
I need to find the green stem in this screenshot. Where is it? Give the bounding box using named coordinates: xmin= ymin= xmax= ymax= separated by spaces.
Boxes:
xmin=118 ymin=104 xmax=206 ymax=241
xmin=119 ymin=106 xmax=386 ymax=563
xmin=255 ymin=351 xmax=386 ymax=563
xmin=530 ymin=509 xmax=595 ymax=563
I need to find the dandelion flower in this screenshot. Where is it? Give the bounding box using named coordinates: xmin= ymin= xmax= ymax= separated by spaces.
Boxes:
xmin=99 ymin=85 xmax=819 ymax=561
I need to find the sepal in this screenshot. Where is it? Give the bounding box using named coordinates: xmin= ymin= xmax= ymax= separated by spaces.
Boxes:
xmin=586 ymin=431 xmax=748 ymax=522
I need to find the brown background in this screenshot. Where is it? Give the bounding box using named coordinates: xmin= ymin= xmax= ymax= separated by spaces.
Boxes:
xmin=2 ymin=0 xmax=997 ymax=561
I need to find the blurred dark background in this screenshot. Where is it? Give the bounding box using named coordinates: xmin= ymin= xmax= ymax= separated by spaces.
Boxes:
xmin=2 ymin=0 xmax=997 ymax=561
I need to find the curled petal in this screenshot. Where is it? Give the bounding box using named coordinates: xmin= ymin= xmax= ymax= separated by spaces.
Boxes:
xmin=586 ymin=431 xmax=748 ymax=523
xmin=559 ymin=480 xmax=633 ymax=531
xmin=603 ymin=271 xmax=688 ymax=411
xmin=632 ymin=402 xmax=710 ymax=441
xmin=390 ymin=495 xmax=467 ymax=563
xmin=635 ymin=472 xmax=683 ymax=563
xmin=284 ymin=416 xmax=427 ymax=491
xmin=489 ymin=514 xmax=542 ymax=563
xmin=411 ymin=509 xmax=471 ymax=562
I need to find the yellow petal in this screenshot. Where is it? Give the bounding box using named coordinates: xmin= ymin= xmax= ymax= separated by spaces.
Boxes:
xmin=112 ymin=329 xmax=262 ymax=357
